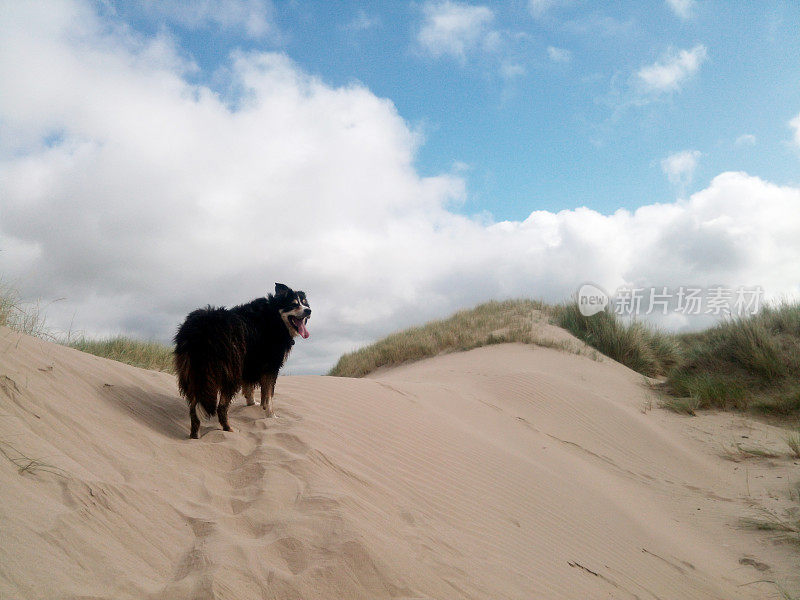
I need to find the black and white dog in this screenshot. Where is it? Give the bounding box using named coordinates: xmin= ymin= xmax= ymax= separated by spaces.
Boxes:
xmin=174 ymin=283 xmax=311 ymax=438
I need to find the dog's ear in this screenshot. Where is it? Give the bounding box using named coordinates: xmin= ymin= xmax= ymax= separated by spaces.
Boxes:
xmin=274 ymin=283 xmax=291 ymax=297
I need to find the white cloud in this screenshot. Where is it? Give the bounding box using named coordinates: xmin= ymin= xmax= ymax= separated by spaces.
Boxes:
xmin=636 ymin=45 xmax=707 ymax=95
xmin=735 ymin=134 xmax=757 ymax=147
xmin=417 ymin=1 xmax=495 ymax=60
xmin=661 ymin=150 xmax=702 ymax=189
xmin=2 ymin=3 xmax=800 ymax=374
xmin=665 ymin=0 xmax=695 ymax=20
xmin=790 ymin=113 xmax=800 ymax=147
xmin=528 ymin=0 xmax=570 ymax=18
xmin=547 ymin=46 xmax=571 ymax=63
xmin=136 ymin=0 xmax=278 ymax=39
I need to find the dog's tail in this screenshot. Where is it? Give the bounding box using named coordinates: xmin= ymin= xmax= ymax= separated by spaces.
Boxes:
xmin=174 ymin=350 xmax=218 ymax=417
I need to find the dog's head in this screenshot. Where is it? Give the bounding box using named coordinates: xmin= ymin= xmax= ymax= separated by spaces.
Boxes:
xmin=274 ymin=283 xmax=311 ymax=339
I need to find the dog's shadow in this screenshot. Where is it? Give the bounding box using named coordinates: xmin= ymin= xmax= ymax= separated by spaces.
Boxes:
xmin=101 ymin=383 xmax=189 ymax=440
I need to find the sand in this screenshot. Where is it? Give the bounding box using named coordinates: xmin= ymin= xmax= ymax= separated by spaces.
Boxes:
xmin=0 ymin=325 xmax=797 ymax=599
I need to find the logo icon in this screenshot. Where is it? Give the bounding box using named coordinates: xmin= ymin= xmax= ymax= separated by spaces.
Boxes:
xmin=578 ymin=284 xmax=609 ymax=316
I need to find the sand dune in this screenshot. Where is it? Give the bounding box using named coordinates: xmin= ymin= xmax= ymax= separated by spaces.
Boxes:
xmin=0 ymin=325 xmax=797 ymax=599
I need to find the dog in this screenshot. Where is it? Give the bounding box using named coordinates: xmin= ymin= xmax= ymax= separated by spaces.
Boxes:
xmin=174 ymin=283 xmax=311 ymax=439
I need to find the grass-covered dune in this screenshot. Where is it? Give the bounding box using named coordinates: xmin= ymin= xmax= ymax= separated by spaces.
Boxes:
xmin=329 ymin=299 xmax=680 ymax=379
xmin=0 ymin=281 xmax=175 ymax=374
xmin=328 ymin=299 xmax=576 ymax=378
xmin=331 ymin=298 xmax=800 ymax=423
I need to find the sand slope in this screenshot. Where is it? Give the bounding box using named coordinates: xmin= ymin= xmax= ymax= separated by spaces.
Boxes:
xmin=0 ymin=326 xmax=797 ymax=599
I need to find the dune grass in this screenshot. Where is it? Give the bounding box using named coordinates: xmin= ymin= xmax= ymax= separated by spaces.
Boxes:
xmin=67 ymin=337 xmax=176 ymax=374
xmin=785 ymin=431 xmax=800 ymax=459
xmin=551 ymin=302 xmax=680 ymax=377
xmin=331 ymin=299 xmax=680 ymax=379
xmin=742 ymin=482 xmax=800 ymax=549
xmin=0 ymin=281 xmax=52 ymax=339
xmin=329 ymin=299 xmax=577 ymax=377
xmin=1 ymin=281 xmax=175 ymax=374
xmin=665 ymin=304 xmax=800 ymax=417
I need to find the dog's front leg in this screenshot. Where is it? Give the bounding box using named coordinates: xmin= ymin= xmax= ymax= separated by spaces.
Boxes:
xmin=260 ymin=372 xmax=277 ymax=417
xmin=242 ymin=382 xmax=256 ymax=406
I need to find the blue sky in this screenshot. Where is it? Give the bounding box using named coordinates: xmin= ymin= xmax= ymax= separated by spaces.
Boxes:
xmin=107 ymin=1 xmax=800 ymax=219
xmin=1 ymin=1 xmax=799 ymax=372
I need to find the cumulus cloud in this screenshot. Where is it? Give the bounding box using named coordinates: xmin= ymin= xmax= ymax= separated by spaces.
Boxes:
xmin=661 ymin=150 xmax=702 ymax=190
xmin=665 ymin=0 xmax=695 ymax=20
xmin=417 ymin=1 xmax=495 ymax=60
xmin=636 ymin=45 xmax=707 ymax=95
xmin=2 ymin=3 xmax=800 ymax=374
xmin=547 ymin=46 xmax=571 ymax=63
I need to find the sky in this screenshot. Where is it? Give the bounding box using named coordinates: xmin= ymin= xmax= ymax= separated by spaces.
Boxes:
xmin=1 ymin=0 xmax=799 ymax=373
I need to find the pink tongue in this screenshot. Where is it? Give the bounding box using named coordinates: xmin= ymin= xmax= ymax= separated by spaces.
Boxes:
xmin=298 ymin=320 xmax=310 ymax=339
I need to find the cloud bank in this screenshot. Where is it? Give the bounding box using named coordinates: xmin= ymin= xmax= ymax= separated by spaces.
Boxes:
xmin=1 ymin=2 xmax=799 ymax=373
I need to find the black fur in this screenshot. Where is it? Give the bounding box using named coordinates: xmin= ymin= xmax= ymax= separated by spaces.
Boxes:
xmin=174 ymin=283 xmax=309 ymax=438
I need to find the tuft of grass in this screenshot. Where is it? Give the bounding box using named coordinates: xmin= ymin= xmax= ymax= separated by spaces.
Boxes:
xmin=742 ymin=510 xmax=800 ymax=547
xmin=329 ymin=299 xmax=574 ymax=377
xmin=666 ymin=303 xmax=800 ymax=417
xmin=68 ymin=336 xmax=176 ymax=374
xmin=666 ymin=372 xmax=748 ymax=411
xmin=0 ymin=280 xmax=53 ymax=339
xmin=658 ymin=395 xmax=702 ymax=416
xmin=552 ymin=302 xmax=680 ymax=377
xmin=785 ymin=430 xmax=800 ymax=459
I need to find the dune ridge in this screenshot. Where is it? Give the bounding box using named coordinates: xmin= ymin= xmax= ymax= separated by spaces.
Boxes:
xmin=0 ymin=325 xmax=797 ymax=599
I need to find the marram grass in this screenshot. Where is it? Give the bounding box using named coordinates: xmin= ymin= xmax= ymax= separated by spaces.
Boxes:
xmin=329 ymin=299 xmax=571 ymax=377
xmin=67 ymin=336 xmax=175 ymax=374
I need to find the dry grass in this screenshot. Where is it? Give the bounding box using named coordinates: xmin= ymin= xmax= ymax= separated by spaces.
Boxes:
xmin=0 ymin=280 xmax=53 ymax=339
xmin=0 ymin=442 xmax=68 ymax=478
xmin=68 ymin=337 xmax=175 ymax=374
xmin=1 ymin=281 xmax=175 ymax=374
xmin=785 ymin=431 xmax=800 ymax=459
xmin=329 ymin=299 xmax=578 ymax=377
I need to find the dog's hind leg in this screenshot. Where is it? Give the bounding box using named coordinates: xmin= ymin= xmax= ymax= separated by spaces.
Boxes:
xmin=242 ymin=382 xmax=256 ymax=406
xmin=260 ymin=372 xmax=278 ymax=418
xmin=217 ymin=392 xmax=235 ymax=432
xmin=189 ymin=398 xmax=201 ymax=439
